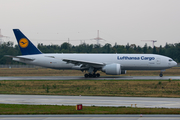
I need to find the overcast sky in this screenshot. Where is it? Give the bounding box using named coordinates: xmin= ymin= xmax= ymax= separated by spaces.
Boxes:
xmin=0 ymin=0 xmax=180 ymax=47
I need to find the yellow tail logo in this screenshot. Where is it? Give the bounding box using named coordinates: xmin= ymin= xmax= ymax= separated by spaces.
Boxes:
xmin=19 ymin=38 xmax=29 ymax=48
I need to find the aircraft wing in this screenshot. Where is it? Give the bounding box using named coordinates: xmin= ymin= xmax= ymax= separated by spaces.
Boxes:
xmin=62 ymin=58 xmax=105 ymax=68
xmin=5 ymin=55 xmax=35 ymax=61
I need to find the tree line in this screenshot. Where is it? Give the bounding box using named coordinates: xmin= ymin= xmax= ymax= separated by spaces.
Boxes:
xmin=1 ymin=41 xmax=180 ymax=64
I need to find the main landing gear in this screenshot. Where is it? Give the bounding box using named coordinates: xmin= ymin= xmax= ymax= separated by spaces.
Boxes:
xmin=84 ymin=67 xmax=100 ymax=78
xmin=84 ymin=73 xmax=100 ymax=78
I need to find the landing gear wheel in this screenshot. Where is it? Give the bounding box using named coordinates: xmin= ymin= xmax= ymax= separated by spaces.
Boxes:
xmin=84 ymin=74 xmax=89 ymax=78
xmin=159 ymin=73 xmax=163 ymax=77
xmin=84 ymin=73 xmax=100 ymax=78
xmin=89 ymin=73 xmax=93 ymax=78
xmin=92 ymin=73 xmax=97 ymax=78
xmin=96 ymin=73 xmax=100 ymax=77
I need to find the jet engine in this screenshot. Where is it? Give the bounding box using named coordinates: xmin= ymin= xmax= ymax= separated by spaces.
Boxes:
xmin=102 ymin=63 xmax=121 ymax=75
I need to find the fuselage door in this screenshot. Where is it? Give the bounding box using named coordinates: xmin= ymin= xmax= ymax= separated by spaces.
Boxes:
xmin=156 ymin=58 xmax=161 ymax=64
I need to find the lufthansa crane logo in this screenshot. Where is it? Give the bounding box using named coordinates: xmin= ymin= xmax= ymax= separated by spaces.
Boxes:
xmin=19 ymin=38 xmax=29 ymax=48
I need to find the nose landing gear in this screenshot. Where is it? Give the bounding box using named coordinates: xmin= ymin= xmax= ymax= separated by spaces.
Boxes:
xmin=159 ymin=70 xmax=165 ymax=77
xmin=159 ymin=72 xmax=163 ymax=77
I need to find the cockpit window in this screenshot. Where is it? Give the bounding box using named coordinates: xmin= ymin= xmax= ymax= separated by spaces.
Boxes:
xmin=169 ymin=59 xmax=173 ymax=62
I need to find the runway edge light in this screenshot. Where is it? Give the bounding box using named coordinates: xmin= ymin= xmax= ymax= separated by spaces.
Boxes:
xmin=76 ymin=104 xmax=82 ymax=110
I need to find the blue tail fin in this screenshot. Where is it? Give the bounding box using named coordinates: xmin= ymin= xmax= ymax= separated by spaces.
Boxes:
xmin=13 ymin=29 xmax=42 ymax=55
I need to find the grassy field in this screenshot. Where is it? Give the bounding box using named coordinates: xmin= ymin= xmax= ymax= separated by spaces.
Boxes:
xmin=0 ymin=80 xmax=180 ymax=97
xmin=0 ymin=104 xmax=180 ymax=114
xmin=0 ymin=67 xmax=179 ymax=76
xmin=0 ymin=68 xmax=179 ymax=114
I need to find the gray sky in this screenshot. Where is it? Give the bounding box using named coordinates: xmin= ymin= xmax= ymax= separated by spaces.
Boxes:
xmin=0 ymin=0 xmax=180 ymax=47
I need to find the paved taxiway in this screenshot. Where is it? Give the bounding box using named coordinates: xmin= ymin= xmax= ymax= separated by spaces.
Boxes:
xmin=1 ymin=115 xmax=180 ymax=120
xmin=1 ymin=94 xmax=180 ymax=108
xmin=0 ymin=76 xmax=180 ymax=80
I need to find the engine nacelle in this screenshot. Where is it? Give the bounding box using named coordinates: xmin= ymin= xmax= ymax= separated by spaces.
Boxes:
xmin=102 ymin=63 xmax=121 ymax=75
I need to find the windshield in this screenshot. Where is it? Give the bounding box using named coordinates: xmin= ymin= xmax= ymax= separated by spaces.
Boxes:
xmin=169 ymin=59 xmax=173 ymax=62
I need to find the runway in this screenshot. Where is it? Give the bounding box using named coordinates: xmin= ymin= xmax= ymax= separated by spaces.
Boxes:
xmin=1 ymin=94 xmax=180 ymax=108
xmin=0 ymin=76 xmax=180 ymax=80
xmin=1 ymin=115 xmax=180 ymax=120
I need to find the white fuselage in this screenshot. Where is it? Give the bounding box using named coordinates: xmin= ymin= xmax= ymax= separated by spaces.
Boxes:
xmin=13 ymin=53 xmax=177 ymax=71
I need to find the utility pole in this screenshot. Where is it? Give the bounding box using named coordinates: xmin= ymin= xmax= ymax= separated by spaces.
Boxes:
xmin=91 ymin=30 xmax=105 ymax=45
xmin=141 ymin=40 xmax=157 ymax=48
xmin=68 ymin=38 xmax=70 ymax=52
xmin=0 ymin=29 xmax=9 ymax=45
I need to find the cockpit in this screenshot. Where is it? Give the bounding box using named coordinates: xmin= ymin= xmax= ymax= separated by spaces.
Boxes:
xmin=168 ymin=58 xmax=177 ymax=67
xmin=169 ymin=59 xmax=173 ymax=62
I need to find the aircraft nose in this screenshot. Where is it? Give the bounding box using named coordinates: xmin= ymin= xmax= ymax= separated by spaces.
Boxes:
xmin=173 ymin=61 xmax=177 ymax=67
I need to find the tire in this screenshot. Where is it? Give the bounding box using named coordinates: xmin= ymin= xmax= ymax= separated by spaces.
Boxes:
xmin=93 ymin=74 xmax=96 ymax=78
xmin=96 ymin=73 xmax=100 ymax=77
xmin=89 ymin=73 xmax=93 ymax=78
xmin=84 ymin=74 xmax=89 ymax=78
xmin=159 ymin=73 xmax=163 ymax=77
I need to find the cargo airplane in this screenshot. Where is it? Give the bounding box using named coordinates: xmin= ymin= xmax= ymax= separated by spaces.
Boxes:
xmin=6 ymin=29 xmax=177 ymax=78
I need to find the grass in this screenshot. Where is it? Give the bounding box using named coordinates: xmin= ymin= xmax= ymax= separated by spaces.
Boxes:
xmin=0 ymin=67 xmax=179 ymax=76
xmin=1 ymin=80 xmax=180 ymax=97
xmin=0 ymin=68 xmax=179 ymax=114
xmin=0 ymin=104 xmax=180 ymax=114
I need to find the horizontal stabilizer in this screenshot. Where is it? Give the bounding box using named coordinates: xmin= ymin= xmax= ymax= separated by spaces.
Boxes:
xmin=5 ymin=55 xmax=35 ymax=61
